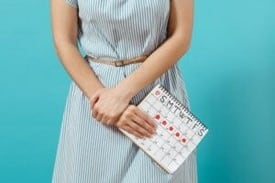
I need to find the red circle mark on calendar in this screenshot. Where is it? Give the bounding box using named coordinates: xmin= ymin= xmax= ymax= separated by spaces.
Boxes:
xmin=176 ymin=132 xmax=180 ymax=137
xmin=162 ymin=120 xmax=167 ymax=125
xmin=169 ymin=126 xmax=173 ymax=131
xmin=155 ymin=114 xmax=160 ymax=119
xmin=182 ymin=138 xmax=186 ymax=143
xmin=155 ymin=90 xmax=160 ymax=95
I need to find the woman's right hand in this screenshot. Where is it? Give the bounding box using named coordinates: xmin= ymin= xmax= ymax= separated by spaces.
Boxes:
xmin=115 ymin=104 xmax=158 ymax=139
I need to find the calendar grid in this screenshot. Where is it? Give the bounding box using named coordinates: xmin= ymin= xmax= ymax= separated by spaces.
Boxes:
xmin=118 ymin=84 xmax=208 ymax=174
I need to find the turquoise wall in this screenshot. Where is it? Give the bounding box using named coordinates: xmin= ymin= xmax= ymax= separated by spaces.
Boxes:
xmin=0 ymin=0 xmax=274 ymax=182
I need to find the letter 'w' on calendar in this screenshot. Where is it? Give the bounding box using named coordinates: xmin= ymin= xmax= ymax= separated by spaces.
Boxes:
xmin=118 ymin=84 xmax=209 ymax=174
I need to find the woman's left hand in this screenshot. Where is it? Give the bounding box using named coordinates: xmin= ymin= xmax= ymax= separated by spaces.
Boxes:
xmin=89 ymin=86 xmax=134 ymax=125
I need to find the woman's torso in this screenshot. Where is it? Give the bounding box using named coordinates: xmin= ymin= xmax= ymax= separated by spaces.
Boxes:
xmin=76 ymin=0 xmax=170 ymax=60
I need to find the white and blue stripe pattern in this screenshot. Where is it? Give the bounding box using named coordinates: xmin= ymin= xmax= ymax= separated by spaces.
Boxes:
xmin=52 ymin=0 xmax=198 ymax=182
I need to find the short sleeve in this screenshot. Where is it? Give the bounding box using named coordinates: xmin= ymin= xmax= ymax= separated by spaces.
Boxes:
xmin=65 ymin=0 xmax=78 ymax=8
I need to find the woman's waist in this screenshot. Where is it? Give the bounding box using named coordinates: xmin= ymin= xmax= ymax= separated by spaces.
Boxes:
xmin=84 ymin=54 xmax=149 ymax=67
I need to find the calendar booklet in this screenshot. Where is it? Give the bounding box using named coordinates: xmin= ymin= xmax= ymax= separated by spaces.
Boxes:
xmin=119 ymin=84 xmax=208 ymax=174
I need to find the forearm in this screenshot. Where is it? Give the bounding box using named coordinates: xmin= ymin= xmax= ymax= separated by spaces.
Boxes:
xmin=116 ymin=34 xmax=190 ymax=98
xmin=55 ymin=42 xmax=104 ymax=99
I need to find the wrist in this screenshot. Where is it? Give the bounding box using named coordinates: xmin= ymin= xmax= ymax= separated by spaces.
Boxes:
xmin=115 ymin=82 xmax=137 ymax=101
xmin=88 ymin=85 xmax=104 ymax=101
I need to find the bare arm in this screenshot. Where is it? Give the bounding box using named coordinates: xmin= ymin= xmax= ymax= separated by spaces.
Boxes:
xmin=115 ymin=0 xmax=194 ymax=97
xmin=50 ymin=0 xmax=104 ymax=99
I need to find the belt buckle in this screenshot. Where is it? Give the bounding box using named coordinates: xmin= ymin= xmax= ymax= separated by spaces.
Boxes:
xmin=114 ymin=60 xmax=125 ymax=67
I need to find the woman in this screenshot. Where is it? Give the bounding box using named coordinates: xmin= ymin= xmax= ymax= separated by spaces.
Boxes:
xmin=50 ymin=0 xmax=197 ymax=182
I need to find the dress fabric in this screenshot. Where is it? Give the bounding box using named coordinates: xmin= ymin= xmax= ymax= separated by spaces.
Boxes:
xmin=52 ymin=0 xmax=198 ymax=182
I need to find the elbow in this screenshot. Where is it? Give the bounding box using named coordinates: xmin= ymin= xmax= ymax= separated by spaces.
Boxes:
xmin=52 ymin=36 xmax=66 ymax=58
xmin=172 ymin=33 xmax=191 ymax=54
xmin=52 ymin=34 xmax=77 ymax=56
xmin=181 ymin=40 xmax=191 ymax=53
xmin=52 ymin=30 xmax=77 ymax=49
xmin=167 ymin=28 xmax=192 ymax=55
xmin=53 ymin=35 xmax=75 ymax=49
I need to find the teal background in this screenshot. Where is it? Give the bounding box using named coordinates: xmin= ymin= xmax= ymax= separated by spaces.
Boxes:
xmin=0 ymin=0 xmax=274 ymax=183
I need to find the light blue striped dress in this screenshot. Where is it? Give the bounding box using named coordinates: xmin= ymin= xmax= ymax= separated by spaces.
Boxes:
xmin=52 ymin=0 xmax=198 ymax=182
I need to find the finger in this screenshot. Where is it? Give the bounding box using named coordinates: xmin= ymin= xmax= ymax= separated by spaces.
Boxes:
xmin=107 ymin=113 xmax=120 ymax=125
xmin=93 ymin=107 xmax=103 ymax=122
xmin=102 ymin=116 xmax=113 ymax=125
xmin=90 ymin=94 xmax=100 ymax=109
xmin=127 ymin=118 xmax=154 ymax=137
xmin=133 ymin=107 xmax=157 ymax=128
xmin=130 ymin=113 xmax=156 ymax=135
xmin=92 ymin=101 xmax=100 ymax=118
xmin=91 ymin=108 xmax=98 ymax=119
xmin=95 ymin=112 xmax=103 ymax=122
xmin=122 ymin=124 xmax=145 ymax=139
xmin=101 ymin=116 xmax=107 ymax=124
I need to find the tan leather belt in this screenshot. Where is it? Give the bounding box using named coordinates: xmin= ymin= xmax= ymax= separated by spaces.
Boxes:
xmin=84 ymin=54 xmax=148 ymax=67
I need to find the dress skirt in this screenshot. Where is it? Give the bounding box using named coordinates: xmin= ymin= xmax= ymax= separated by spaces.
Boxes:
xmin=51 ymin=60 xmax=198 ymax=183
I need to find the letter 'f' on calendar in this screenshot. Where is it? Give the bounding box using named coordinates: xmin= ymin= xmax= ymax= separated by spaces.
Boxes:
xmin=119 ymin=84 xmax=209 ymax=174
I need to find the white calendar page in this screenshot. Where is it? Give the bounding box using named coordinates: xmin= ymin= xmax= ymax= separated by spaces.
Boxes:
xmin=119 ymin=84 xmax=208 ymax=174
